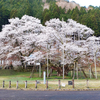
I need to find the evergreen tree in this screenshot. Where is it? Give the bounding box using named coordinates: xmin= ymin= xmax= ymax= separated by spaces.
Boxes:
xmin=0 ymin=7 xmax=10 ymax=31
xmin=71 ymin=7 xmax=79 ymax=21
xmin=25 ymin=0 xmax=32 ymax=16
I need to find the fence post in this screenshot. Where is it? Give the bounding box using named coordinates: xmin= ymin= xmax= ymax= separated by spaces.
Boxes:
xmin=35 ymin=80 xmax=37 ymax=89
xmin=87 ymin=79 xmax=89 ymax=88
xmin=16 ymin=81 xmax=18 ymax=89
xmin=72 ymin=79 xmax=74 ymax=89
xmin=3 ymin=80 xmax=5 ymax=88
xmin=9 ymin=81 xmax=11 ymax=88
xmin=46 ymin=80 xmax=48 ymax=89
xmin=25 ymin=81 xmax=27 ymax=89
xmin=58 ymin=80 xmax=61 ymax=89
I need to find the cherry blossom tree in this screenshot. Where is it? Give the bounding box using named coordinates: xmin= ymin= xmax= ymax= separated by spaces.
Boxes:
xmin=0 ymin=15 xmax=47 ymax=69
xmin=85 ymin=36 xmax=100 ymax=79
xmin=0 ymin=15 xmax=97 ymax=80
xmin=45 ymin=18 xmax=94 ymax=79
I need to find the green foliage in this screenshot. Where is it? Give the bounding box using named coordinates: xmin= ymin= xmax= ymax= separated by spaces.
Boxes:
xmin=71 ymin=7 xmax=79 ymax=21
xmin=0 ymin=0 xmax=100 ymax=36
xmin=42 ymin=4 xmax=100 ymax=36
xmin=0 ymin=0 xmax=43 ymax=31
xmin=0 ymin=0 xmax=43 ymax=18
xmin=65 ymin=6 xmax=100 ymax=36
xmin=0 ymin=6 xmax=10 ymax=31
xmin=46 ymin=0 xmax=56 ymax=3
xmin=42 ymin=2 xmax=66 ymax=25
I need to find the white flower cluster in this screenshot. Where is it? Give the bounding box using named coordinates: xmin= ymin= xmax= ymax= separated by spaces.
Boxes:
xmin=0 ymin=15 xmax=99 ymax=68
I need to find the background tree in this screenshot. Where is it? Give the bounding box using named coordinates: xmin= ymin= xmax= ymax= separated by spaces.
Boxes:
xmin=0 ymin=7 xmax=10 ymax=31
xmin=71 ymin=7 xmax=79 ymax=21
xmin=42 ymin=2 xmax=66 ymax=24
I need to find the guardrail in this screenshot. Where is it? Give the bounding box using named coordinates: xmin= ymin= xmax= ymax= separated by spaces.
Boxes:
xmin=0 ymin=79 xmax=91 ymax=90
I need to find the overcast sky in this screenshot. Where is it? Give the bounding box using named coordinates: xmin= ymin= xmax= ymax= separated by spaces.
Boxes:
xmin=69 ymin=0 xmax=100 ymax=7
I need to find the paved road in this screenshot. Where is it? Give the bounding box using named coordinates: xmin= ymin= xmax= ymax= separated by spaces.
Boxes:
xmin=0 ymin=89 xmax=100 ymax=100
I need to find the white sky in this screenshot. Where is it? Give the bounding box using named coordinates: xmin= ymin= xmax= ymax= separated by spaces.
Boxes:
xmin=69 ymin=0 xmax=100 ymax=7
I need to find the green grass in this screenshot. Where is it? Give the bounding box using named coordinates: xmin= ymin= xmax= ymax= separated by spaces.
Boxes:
xmin=0 ymin=69 xmax=100 ymax=90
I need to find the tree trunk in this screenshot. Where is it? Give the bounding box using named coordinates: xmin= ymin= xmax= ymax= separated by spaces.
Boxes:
xmin=94 ymin=54 xmax=97 ymax=79
xmin=91 ymin=67 xmax=95 ymax=78
xmin=62 ymin=45 xmax=64 ymax=79
xmin=30 ymin=66 xmax=34 ymax=78
xmin=73 ymin=62 xmax=75 ymax=79
xmin=79 ymin=67 xmax=82 ymax=79
xmin=19 ymin=51 xmax=25 ymax=69
xmin=76 ymin=62 xmax=78 ymax=79
xmin=82 ymin=69 xmax=88 ymax=78
xmin=47 ymin=44 xmax=49 ymax=78
xmin=90 ymin=65 xmax=91 ymax=79
xmin=71 ymin=70 xmax=72 ymax=77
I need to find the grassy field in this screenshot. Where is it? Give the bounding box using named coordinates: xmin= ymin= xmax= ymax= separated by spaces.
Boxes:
xmin=0 ymin=69 xmax=100 ymax=90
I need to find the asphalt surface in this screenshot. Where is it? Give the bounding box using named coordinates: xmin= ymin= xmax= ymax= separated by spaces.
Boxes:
xmin=0 ymin=89 xmax=100 ymax=100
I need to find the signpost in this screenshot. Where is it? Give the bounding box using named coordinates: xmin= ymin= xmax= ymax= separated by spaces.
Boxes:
xmin=68 ymin=81 xmax=72 ymax=85
xmin=36 ymin=63 xmax=40 ymax=66
xmin=43 ymin=71 xmax=46 ymax=84
xmin=68 ymin=80 xmax=74 ymax=89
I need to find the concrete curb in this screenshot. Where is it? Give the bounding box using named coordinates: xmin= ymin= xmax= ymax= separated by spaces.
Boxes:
xmin=1 ymin=88 xmax=100 ymax=91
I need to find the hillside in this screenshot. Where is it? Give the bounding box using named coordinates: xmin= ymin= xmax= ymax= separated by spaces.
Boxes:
xmin=0 ymin=0 xmax=100 ymax=36
xmin=43 ymin=0 xmax=81 ymax=11
xmin=43 ymin=0 xmax=93 ymax=11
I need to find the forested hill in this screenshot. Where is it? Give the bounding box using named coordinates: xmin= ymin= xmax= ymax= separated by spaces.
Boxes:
xmin=0 ymin=0 xmax=43 ymax=32
xmin=0 ymin=0 xmax=43 ymax=18
xmin=0 ymin=0 xmax=100 ymax=36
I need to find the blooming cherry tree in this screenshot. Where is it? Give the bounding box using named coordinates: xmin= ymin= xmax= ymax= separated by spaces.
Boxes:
xmin=0 ymin=15 xmax=46 ymax=68
xmin=85 ymin=36 xmax=100 ymax=79
xmin=0 ymin=15 xmax=97 ymax=80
